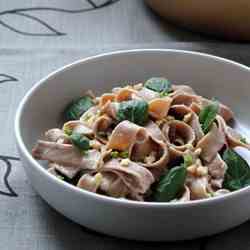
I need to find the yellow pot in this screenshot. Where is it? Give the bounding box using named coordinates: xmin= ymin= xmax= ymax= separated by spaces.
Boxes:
xmin=145 ymin=0 xmax=250 ymax=41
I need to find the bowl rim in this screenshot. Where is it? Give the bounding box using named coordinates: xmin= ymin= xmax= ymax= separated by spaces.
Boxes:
xmin=15 ymin=48 xmax=250 ymax=208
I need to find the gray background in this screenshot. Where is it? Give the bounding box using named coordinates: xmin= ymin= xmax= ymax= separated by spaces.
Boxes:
xmin=1 ymin=0 xmax=250 ymax=249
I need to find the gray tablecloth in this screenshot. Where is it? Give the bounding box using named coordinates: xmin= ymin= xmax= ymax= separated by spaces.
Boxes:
xmin=1 ymin=0 xmax=250 ymax=249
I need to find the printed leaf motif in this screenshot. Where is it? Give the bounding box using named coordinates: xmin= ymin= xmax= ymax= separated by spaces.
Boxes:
xmin=0 ymin=74 xmax=18 ymax=84
xmin=0 ymin=155 xmax=20 ymax=197
xmin=0 ymin=0 xmax=120 ymax=36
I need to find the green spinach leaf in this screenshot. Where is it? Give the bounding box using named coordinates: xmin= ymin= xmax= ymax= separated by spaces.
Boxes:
xmin=70 ymin=132 xmax=90 ymax=153
xmin=145 ymin=77 xmax=172 ymax=95
xmin=199 ymin=101 xmax=219 ymax=134
xmin=117 ymin=100 xmax=148 ymax=126
xmin=223 ymin=149 xmax=250 ymax=191
xmin=154 ymin=165 xmax=187 ymax=202
xmin=64 ymin=96 xmax=94 ymax=121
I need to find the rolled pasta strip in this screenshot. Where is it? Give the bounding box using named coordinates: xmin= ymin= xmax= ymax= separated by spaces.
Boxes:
xmin=80 ymin=106 xmax=100 ymax=128
xmin=32 ymin=140 xmax=101 ymax=170
xmin=172 ymin=84 xmax=196 ymax=95
xmin=171 ymin=93 xmax=201 ymax=107
xmin=93 ymin=114 xmax=113 ymax=144
xmin=163 ymin=120 xmax=195 ymax=151
xmin=188 ymin=112 xmax=204 ymax=143
xmin=100 ymin=100 xmax=118 ymax=120
xmin=187 ymin=176 xmax=210 ymax=200
xmin=63 ymin=120 xmax=93 ymax=136
xmin=148 ymin=97 xmax=172 ymax=120
xmin=115 ymin=87 xmax=136 ymax=102
xmin=107 ymin=121 xmax=148 ymax=152
xmin=216 ymin=115 xmax=250 ymax=150
xmin=100 ymin=172 xmax=129 ymax=198
xmin=168 ymin=104 xmax=192 ymax=120
xmin=136 ymin=87 xmax=160 ymax=101
xmin=206 ymin=153 xmax=227 ymax=179
xmin=100 ymin=159 xmax=154 ymax=200
xmin=45 ymin=128 xmax=68 ymax=143
xmin=196 ymin=123 xmax=225 ymax=163
xmin=49 ymin=162 xmax=81 ymax=179
xmin=99 ymin=93 xmax=116 ymax=107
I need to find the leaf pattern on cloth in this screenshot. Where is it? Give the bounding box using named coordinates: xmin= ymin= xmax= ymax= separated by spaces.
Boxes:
xmin=0 ymin=0 xmax=120 ymax=36
xmin=0 ymin=74 xmax=18 ymax=84
xmin=0 ymin=155 xmax=20 ymax=197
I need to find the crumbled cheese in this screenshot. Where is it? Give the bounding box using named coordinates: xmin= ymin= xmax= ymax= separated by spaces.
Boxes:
xmin=121 ymin=158 xmax=130 ymax=166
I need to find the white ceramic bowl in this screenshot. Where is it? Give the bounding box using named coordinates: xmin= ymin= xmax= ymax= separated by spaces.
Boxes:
xmin=15 ymin=49 xmax=250 ymax=241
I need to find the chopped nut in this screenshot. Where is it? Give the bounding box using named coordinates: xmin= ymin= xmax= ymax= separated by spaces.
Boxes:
xmin=194 ymin=148 xmax=202 ymax=156
xmin=166 ymin=115 xmax=175 ymax=122
xmin=86 ymin=112 xmax=100 ymax=126
xmin=196 ymin=166 xmax=208 ymax=176
xmin=144 ymin=152 xmax=156 ymax=164
xmin=195 ymin=158 xmax=202 ymax=166
xmin=155 ymin=120 xmax=162 ymax=126
xmin=155 ymin=118 xmax=167 ymax=126
xmin=187 ymin=164 xmax=197 ymax=175
xmin=94 ymin=173 xmax=103 ymax=187
xmin=186 ymin=143 xmax=194 ymax=150
xmin=121 ymin=158 xmax=130 ymax=166
xmin=90 ymin=140 xmax=102 ymax=150
xmin=183 ymin=113 xmax=193 ymax=123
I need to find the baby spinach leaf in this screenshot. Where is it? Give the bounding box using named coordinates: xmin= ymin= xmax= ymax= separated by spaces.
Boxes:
xmin=117 ymin=100 xmax=148 ymax=126
xmin=154 ymin=165 xmax=187 ymax=202
xmin=145 ymin=77 xmax=172 ymax=95
xmin=70 ymin=132 xmax=90 ymax=153
xmin=223 ymin=149 xmax=250 ymax=191
xmin=199 ymin=101 xmax=219 ymax=134
xmin=64 ymin=96 xmax=94 ymax=121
